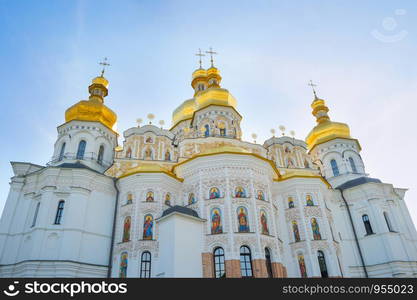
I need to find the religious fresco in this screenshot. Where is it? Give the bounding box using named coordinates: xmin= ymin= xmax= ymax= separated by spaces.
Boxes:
xmin=209 ymin=187 xmax=220 ymax=199
xmin=288 ymin=197 xmax=295 ymax=208
xmin=211 ymin=208 xmax=223 ymax=234
xmin=164 ymin=151 xmax=171 ymax=161
xmin=260 ymin=210 xmax=269 ymax=235
xmin=144 ymin=147 xmax=153 ymax=160
xmin=311 ymin=218 xmax=322 ymax=240
xmin=237 ymin=207 xmax=250 ymax=232
xmin=165 ymin=193 xmax=171 ymax=206
xmin=119 ymin=252 xmax=128 ymax=278
xmin=306 ymin=194 xmax=314 ymax=206
xmin=122 ymin=216 xmax=131 ymax=242
xmin=234 ymin=186 xmax=246 ymax=198
xmin=256 ymin=190 xmax=265 ymax=201
xmin=146 ymin=191 xmax=154 ymax=202
xmin=188 ymin=193 xmax=196 ymax=205
xmin=292 ymin=220 xmax=300 ymax=242
xmin=127 ymin=193 xmax=133 ymax=204
xmin=126 ymin=147 xmax=132 ymax=158
xmin=145 ymin=136 xmax=153 ymax=143
xmin=298 ymin=254 xmax=307 ymax=278
xmin=143 ymin=215 xmax=154 ymax=240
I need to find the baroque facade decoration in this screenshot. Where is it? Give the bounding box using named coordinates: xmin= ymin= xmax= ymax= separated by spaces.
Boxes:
xmin=0 ymin=61 xmax=417 ymax=278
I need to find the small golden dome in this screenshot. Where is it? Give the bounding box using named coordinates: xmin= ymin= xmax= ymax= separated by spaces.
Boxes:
xmin=92 ymin=76 xmax=109 ymax=88
xmin=65 ymin=76 xmax=117 ymax=131
xmin=305 ymin=96 xmax=351 ymax=149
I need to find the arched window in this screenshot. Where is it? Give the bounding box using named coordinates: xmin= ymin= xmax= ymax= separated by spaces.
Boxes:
xmin=362 ymin=214 xmax=374 ymax=235
xmin=213 ymin=247 xmax=225 ymax=278
xmin=317 ymin=251 xmax=328 ymax=278
xmin=211 ymin=208 xmax=223 ymax=234
xmin=31 ymin=202 xmax=40 ymax=227
xmin=122 ymin=216 xmax=131 ymax=242
xmin=54 ymin=200 xmax=65 ymax=225
xmin=126 ymin=147 xmax=132 ymax=158
xmin=311 ymin=218 xmax=322 ymax=240
xmin=239 ymin=246 xmax=253 ymax=277
xmin=143 ymin=215 xmax=154 ymax=240
xmin=265 ymin=248 xmax=273 ymax=278
xmin=384 ymin=212 xmax=394 ymax=232
xmin=58 ymin=142 xmax=66 ymax=161
xmin=140 ymin=251 xmax=152 ymax=278
xmin=119 ymin=252 xmax=128 ymax=278
xmin=76 ymin=140 xmax=86 ymax=160
xmin=330 ymin=159 xmax=339 ymax=176
xmin=349 ymin=157 xmax=357 ymax=173
xmin=97 ymin=145 xmax=104 ymax=165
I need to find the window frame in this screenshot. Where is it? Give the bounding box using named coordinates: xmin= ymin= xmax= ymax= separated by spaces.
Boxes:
xmin=239 ymin=246 xmax=253 ymax=278
xmin=54 ymin=200 xmax=65 ymax=225
xmin=213 ymin=247 xmax=226 ymax=278
xmin=140 ymin=251 xmax=152 ymax=278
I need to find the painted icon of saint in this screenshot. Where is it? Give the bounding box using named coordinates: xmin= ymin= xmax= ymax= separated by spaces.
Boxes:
xmin=119 ymin=252 xmax=128 ymax=278
xmin=261 ymin=211 xmax=269 ymax=235
xmin=237 ymin=207 xmax=249 ymax=232
xmin=257 ymin=190 xmax=265 ymax=200
xmin=235 ymin=187 xmax=246 ymax=198
xmin=311 ymin=218 xmax=322 ymax=240
xmin=188 ymin=193 xmax=196 ymax=205
xmin=122 ymin=217 xmax=131 ymax=242
xmin=146 ymin=191 xmax=154 ymax=202
xmin=298 ymin=254 xmax=307 ymax=278
xmin=211 ymin=209 xmax=223 ymax=234
xmin=143 ymin=215 xmax=153 ymax=240
xmin=306 ymin=195 xmax=314 ymax=206
xmin=293 ymin=220 xmax=300 ymax=242
xmin=209 ymin=187 xmax=220 ymax=199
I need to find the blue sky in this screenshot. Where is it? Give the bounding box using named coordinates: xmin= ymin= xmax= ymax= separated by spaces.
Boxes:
xmin=0 ymin=0 xmax=416 ymax=223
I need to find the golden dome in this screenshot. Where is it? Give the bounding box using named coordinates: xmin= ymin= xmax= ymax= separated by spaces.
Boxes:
xmin=92 ymin=76 xmax=109 ymax=88
xmin=65 ymin=76 xmax=117 ymax=131
xmin=305 ymin=96 xmax=351 ymax=149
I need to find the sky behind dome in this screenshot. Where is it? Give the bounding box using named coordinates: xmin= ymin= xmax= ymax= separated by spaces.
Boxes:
xmin=0 ymin=0 xmax=416 ymax=224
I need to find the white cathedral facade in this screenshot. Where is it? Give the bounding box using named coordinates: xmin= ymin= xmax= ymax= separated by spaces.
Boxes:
xmin=0 ymin=63 xmax=417 ymax=278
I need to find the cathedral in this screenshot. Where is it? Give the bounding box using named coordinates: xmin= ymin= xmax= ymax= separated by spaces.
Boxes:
xmin=1 ymin=57 xmax=417 ymax=278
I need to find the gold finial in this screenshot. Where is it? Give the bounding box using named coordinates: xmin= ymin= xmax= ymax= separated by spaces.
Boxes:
xmin=279 ymin=125 xmax=286 ymax=136
xmin=290 ymin=130 xmax=296 ymax=138
xmin=99 ymin=57 xmax=110 ymax=77
xmin=159 ymin=120 xmax=165 ymax=129
xmin=195 ymin=49 xmax=205 ymax=69
xmin=147 ymin=113 xmax=155 ymax=124
xmin=270 ymin=128 xmax=276 ymax=137
xmin=136 ymin=118 xmax=143 ymax=127
xmin=205 ymin=47 xmax=218 ymax=67
xmin=308 ymin=80 xmax=318 ymax=99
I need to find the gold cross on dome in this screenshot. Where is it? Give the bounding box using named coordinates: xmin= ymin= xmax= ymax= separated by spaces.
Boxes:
xmin=205 ymin=47 xmax=218 ymax=67
xmin=308 ymin=80 xmax=318 ymax=98
xmin=195 ymin=49 xmax=205 ymax=69
xmin=99 ymin=57 xmax=110 ymax=76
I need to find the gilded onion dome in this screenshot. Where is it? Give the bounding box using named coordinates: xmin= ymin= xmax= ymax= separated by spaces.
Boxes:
xmin=171 ymin=66 xmax=237 ymax=128
xmin=65 ymin=76 xmax=117 ymax=131
xmin=305 ymin=95 xmax=351 ymax=149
